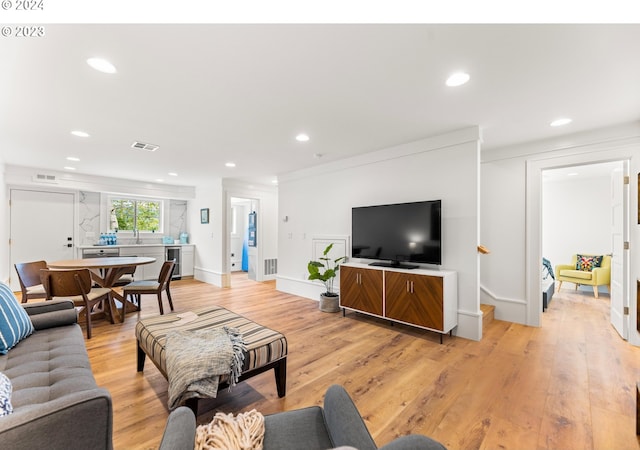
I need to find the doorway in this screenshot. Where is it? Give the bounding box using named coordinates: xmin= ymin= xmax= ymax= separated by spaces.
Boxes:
xmin=229 ymin=197 xmax=259 ymax=284
xmin=540 ymin=160 xmax=629 ymax=338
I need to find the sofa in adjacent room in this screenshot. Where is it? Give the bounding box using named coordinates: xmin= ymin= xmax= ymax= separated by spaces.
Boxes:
xmin=0 ymin=294 xmax=113 ymax=450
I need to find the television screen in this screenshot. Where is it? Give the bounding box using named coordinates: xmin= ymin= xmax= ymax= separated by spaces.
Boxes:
xmin=352 ymin=200 xmax=441 ymax=267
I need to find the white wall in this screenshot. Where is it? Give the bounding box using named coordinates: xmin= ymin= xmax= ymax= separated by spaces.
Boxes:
xmin=277 ymin=127 xmax=482 ymax=341
xmin=481 ymin=122 xmax=640 ymax=341
xmin=542 ymin=173 xmax=614 ymax=270
xmin=0 ymin=163 xmax=8 ymax=283
xmin=190 ymin=181 xmax=225 ymax=286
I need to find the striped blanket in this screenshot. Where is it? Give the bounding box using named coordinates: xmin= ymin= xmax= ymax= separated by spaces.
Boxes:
xmin=165 ymin=327 xmax=246 ymax=410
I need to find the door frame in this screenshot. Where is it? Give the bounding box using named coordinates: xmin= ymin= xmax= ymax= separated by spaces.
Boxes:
xmin=221 ymin=189 xmax=262 ymax=287
xmin=526 ymin=143 xmax=637 ymax=343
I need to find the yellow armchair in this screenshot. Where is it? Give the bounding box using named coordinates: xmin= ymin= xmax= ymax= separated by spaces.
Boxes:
xmin=555 ymin=254 xmax=611 ymax=298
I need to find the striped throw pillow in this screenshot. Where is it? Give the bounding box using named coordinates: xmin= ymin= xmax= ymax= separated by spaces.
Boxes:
xmin=0 ymin=281 xmax=34 ymax=354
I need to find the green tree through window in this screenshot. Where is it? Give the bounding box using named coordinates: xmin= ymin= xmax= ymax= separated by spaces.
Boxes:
xmin=111 ymin=198 xmax=161 ymax=232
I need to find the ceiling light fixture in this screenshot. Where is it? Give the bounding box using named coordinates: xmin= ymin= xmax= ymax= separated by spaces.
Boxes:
xmin=66 ymin=156 xmax=80 ymax=161
xmin=71 ymin=130 xmax=90 ymax=138
xmin=87 ymin=57 xmax=117 ymax=74
xmin=155 ymin=178 xmax=164 ymax=183
xmin=225 ymin=162 xmax=236 ymax=168
xmin=446 ymin=72 xmax=470 ymax=87
xmin=567 ymin=172 xmax=578 ymax=177
xmin=295 ymin=133 xmax=310 ymax=142
xmin=168 ymin=172 xmax=178 ymax=176
xmin=63 ymin=166 xmax=76 ymax=171
xmin=550 ymin=118 xmax=572 ymax=127
xmin=272 ymin=179 xmax=278 ymax=184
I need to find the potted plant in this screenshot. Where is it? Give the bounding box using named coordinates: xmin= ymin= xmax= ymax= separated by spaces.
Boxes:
xmin=307 ymin=243 xmax=346 ymax=313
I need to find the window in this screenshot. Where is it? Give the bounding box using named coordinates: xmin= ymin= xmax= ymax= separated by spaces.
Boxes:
xmin=110 ymin=197 xmax=163 ymax=233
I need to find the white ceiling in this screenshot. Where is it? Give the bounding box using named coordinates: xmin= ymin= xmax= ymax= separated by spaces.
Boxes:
xmin=2 ymin=24 xmax=639 ymax=187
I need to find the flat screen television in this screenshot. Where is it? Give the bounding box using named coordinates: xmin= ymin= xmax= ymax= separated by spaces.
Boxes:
xmin=351 ymin=200 xmax=441 ymax=269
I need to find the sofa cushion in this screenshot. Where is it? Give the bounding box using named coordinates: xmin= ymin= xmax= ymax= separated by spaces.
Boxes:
xmin=0 ymin=282 xmax=34 ymax=355
xmin=0 ymin=372 xmax=12 ymax=416
xmin=0 ymin=324 xmax=94 ymax=409
xmin=576 ymin=254 xmax=603 ymax=271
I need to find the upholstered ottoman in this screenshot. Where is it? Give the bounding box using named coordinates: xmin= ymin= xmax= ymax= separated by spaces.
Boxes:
xmin=135 ymin=305 xmax=287 ymax=412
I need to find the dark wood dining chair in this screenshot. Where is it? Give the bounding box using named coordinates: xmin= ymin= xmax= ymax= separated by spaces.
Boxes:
xmin=40 ymin=268 xmax=112 ymax=339
xmin=122 ymin=260 xmax=175 ymax=321
xmin=113 ymin=265 xmax=137 ymax=287
xmin=14 ymin=260 xmax=48 ymax=303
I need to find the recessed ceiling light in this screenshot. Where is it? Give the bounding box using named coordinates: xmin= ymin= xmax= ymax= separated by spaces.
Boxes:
xmin=64 ymin=166 xmax=76 ymax=171
xmin=446 ymin=72 xmax=470 ymax=87
xmin=66 ymin=156 xmax=80 ymax=161
xmin=71 ymin=130 xmax=90 ymax=138
xmin=295 ymin=133 xmax=310 ymax=142
xmin=168 ymin=172 xmax=178 ymax=176
xmin=550 ymin=118 xmax=572 ymax=127
xmin=87 ymin=57 xmax=117 ymax=74
xmin=567 ymin=172 xmax=578 ymax=177
xmin=155 ymin=178 xmax=164 ymax=183
xmin=271 ymin=179 xmax=278 ymax=184
xmin=225 ymin=162 xmax=236 ymax=168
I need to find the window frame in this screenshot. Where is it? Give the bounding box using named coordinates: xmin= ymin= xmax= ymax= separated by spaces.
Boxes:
xmin=107 ymin=195 xmax=165 ymax=234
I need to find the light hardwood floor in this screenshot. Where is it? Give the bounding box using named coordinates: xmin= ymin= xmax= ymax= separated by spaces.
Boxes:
xmin=28 ymin=275 xmax=640 ymax=449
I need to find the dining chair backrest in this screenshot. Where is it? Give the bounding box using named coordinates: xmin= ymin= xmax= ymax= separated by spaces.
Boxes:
xmin=40 ymin=268 xmax=93 ymax=298
xmin=15 ymin=260 xmax=48 ymax=291
xmin=158 ymin=260 xmax=175 ymax=286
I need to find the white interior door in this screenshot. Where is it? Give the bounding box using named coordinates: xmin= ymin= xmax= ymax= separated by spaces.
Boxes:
xmin=9 ymin=189 xmax=75 ymax=291
xmin=610 ymin=162 xmax=629 ymax=339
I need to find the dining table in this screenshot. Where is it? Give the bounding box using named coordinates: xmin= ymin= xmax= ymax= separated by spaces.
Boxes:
xmin=48 ymin=256 xmax=156 ymax=323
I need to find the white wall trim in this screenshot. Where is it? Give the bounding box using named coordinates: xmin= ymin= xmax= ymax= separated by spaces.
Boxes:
xmin=5 ymin=164 xmax=195 ymax=199
xmin=280 ymin=127 xmax=481 ymax=183
xmin=480 ymin=284 xmax=527 ymax=305
xmin=276 ymin=275 xmax=325 ymax=302
xmin=483 ymin=122 xmax=640 ymax=163
xmin=194 ymin=266 xmax=225 ymax=287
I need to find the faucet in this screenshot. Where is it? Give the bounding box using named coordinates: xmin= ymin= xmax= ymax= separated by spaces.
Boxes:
xmin=133 ymin=228 xmax=142 ymax=244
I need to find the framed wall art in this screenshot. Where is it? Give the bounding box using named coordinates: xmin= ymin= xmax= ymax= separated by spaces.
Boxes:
xmin=200 ymin=208 xmax=209 ymax=224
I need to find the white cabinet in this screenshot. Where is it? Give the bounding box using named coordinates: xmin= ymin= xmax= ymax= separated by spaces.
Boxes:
xmin=120 ymin=246 xmax=165 ymax=280
xmin=182 ymin=246 xmax=194 ymax=277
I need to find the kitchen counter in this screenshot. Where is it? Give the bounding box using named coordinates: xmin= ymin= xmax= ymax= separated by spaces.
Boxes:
xmin=77 ymin=244 xmax=195 ymax=279
xmin=77 ymin=244 xmax=194 ymax=249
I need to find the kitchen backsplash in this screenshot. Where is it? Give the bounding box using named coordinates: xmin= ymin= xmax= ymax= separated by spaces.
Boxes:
xmin=78 ymin=191 xmax=188 ymax=245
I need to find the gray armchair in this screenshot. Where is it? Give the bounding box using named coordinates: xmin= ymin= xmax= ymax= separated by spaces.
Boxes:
xmin=159 ymin=384 xmax=445 ymax=450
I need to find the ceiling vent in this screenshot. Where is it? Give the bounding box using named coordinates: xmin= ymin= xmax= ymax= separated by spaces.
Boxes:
xmin=32 ymin=173 xmax=58 ymax=184
xmin=131 ymin=141 xmax=159 ymax=152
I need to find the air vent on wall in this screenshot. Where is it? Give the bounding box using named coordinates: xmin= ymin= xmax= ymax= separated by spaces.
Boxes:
xmin=131 ymin=141 xmax=159 ymax=152
xmin=32 ymin=173 xmax=58 ymax=184
xmin=264 ymin=258 xmax=278 ymax=275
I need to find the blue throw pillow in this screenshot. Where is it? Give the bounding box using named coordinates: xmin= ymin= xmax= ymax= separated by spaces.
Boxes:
xmin=0 ymin=281 xmax=34 ymax=354
xmin=0 ymin=372 xmax=12 ymax=416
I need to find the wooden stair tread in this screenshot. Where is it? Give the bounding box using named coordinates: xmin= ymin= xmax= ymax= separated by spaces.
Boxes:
xmin=480 ymin=303 xmax=495 ymax=328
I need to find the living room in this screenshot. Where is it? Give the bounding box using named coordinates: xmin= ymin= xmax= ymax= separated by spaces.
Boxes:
xmin=2 ymin=16 xmax=640 ymax=449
